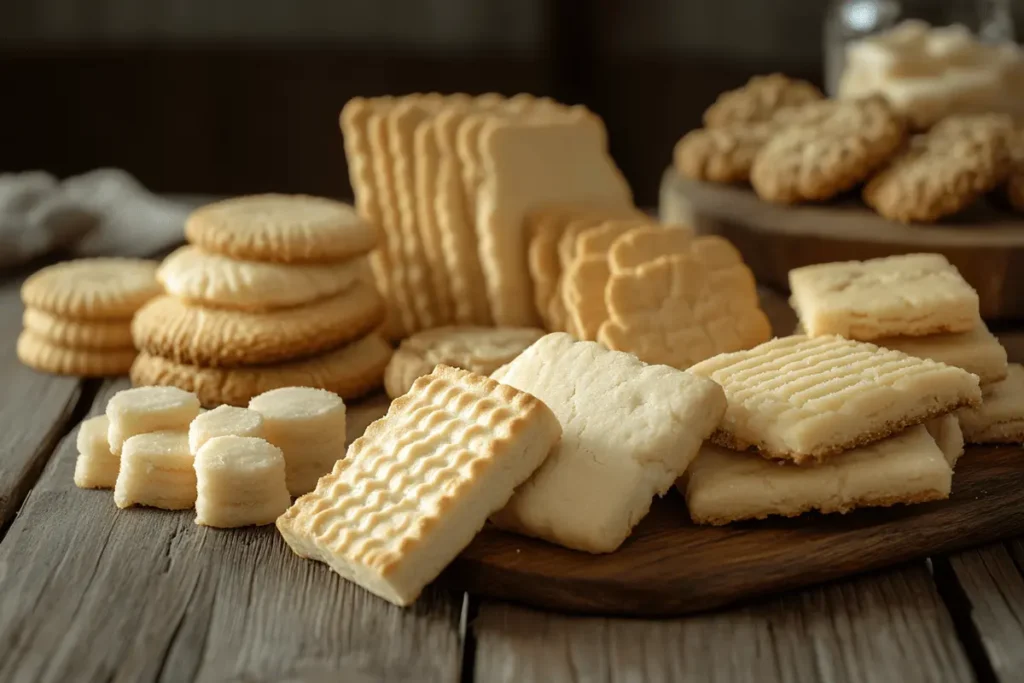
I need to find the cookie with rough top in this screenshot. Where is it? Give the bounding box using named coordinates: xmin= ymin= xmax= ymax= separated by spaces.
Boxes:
xmin=185 ymin=194 xmax=377 ymax=264
xmin=23 ymin=308 xmax=133 ymax=350
xmin=703 ymin=73 xmax=824 ymax=128
xmin=17 ymin=331 xmax=136 ymax=377
xmin=674 ymin=124 xmax=776 ymax=183
xmin=21 ymin=257 xmax=160 ymax=320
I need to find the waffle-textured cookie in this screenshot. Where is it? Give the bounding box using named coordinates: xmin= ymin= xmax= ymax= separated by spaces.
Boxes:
xmin=22 ymin=308 xmax=134 ymax=350
xmin=490 ymin=333 xmax=726 ymax=553
xmin=130 ymin=333 xmax=392 ymax=407
xmin=703 ymin=73 xmax=824 ymax=128
xmin=74 ymin=414 xmax=119 ymax=490
xmin=194 ymin=435 xmax=292 ymax=528
xmin=674 ymin=124 xmax=776 ymax=183
xmin=17 ymin=331 xmax=136 ymax=377
xmin=383 ymin=326 xmax=544 ymax=398
xmin=789 ymin=253 xmax=981 ymax=340
xmin=21 ymin=257 xmax=160 ymax=320
xmin=276 ymin=365 xmax=561 ymax=607
xmin=132 ymin=281 xmax=383 ymax=367
xmin=688 ymin=334 xmax=982 ymax=464
xmin=185 ymin=194 xmax=376 ymax=264
xmin=958 ymin=363 xmax=1024 ymax=444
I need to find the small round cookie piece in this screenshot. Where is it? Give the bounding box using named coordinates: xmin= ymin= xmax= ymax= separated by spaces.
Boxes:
xmin=194 ymin=436 xmax=292 ymax=528
xmin=157 ymin=245 xmax=371 ymax=311
xmin=21 ymin=257 xmax=160 ymax=320
xmin=703 ymin=73 xmax=824 ymax=128
xmin=188 ymin=405 xmax=264 ymax=455
xmin=23 ymin=308 xmax=134 ymax=350
xmin=106 ymin=385 xmax=201 ymax=455
xmin=74 ymin=414 xmax=118 ymax=490
xmin=17 ymin=331 xmax=136 ymax=377
xmin=114 ymin=430 xmax=196 ymax=510
xmin=185 ymin=194 xmax=377 ymax=264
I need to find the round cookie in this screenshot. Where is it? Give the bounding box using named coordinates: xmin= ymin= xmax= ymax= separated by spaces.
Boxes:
xmin=703 ymin=73 xmax=824 ymax=128
xmin=188 ymin=405 xmax=264 ymax=455
xmin=249 ymin=386 xmax=347 ymax=440
xmin=23 ymin=308 xmax=134 ymax=350
xmin=673 ymin=124 xmax=775 ymax=184
xmin=130 ymin=333 xmax=393 ymax=407
xmin=131 ymin=280 xmax=384 ymax=367
xmin=185 ymin=194 xmax=377 ymax=264
xmin=157 ymin=245 xmax=372 ymax=311
xmin=21 ymin=258 xmax=160 ymax=320
xmin=384 ymin=326 xmax=545 ymax=399
xmin=17 ymin=331 xmax=136 ymax=377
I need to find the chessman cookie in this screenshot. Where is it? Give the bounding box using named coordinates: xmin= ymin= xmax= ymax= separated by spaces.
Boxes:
xmin=113 ymin=430 xmax=197 ymax=510
xmin=751 ymin=96 xmax=906 ymax=204
xmin=384 ymin=326 xmax=545 ymax=399
xmin=132 ymin=281 xmax=383 ymax=367
xmin=688 ymin=334 xmax=982 ymax=464
xmin=608 ymin=225 xmax=694 ymax=274
xmin=130 ymin=333 xmax=392 ymax=407
xmin=789 ymin=253 xmax=981 ymax=340
xmin=194 ymin=436 xmax=291 ymax=528
xmin=276 ymin=365 xmax=561 ymax=607
xmin=958 ymin=364 xmax=1024 ymax=444
xmin=157 ymin=245 xmax=371 ymax=311
xmin=674 ymin=123 xmax=776 ymax=183
xmin=681 ymin=422 xmax=953 ymax=526
xmin=23 ymin=308 xmax=133 ymax=350
xmin=490 ymin=333 xmax=726 ymax=554
xmin=21 ymin=257 xmax=160 ymax=320
xmin=74 ymin=414 xmax=119 ymax=490
xmin=702 ymin=73 xmax=824 ymax=128
xmin=17 ymin=331 xmax=136 ymax=377
xmin=863 ymin=114 xmax=1013 ymax=223
xmin=188 ymin=405 xmax=264 ymax=455
xmin=927 ymin=413 xmax=965 ymax=468
xmin=106 ymin=385 xmax=201 ymax=456
xmin=185 ymin=194 xmax=377 ymax=264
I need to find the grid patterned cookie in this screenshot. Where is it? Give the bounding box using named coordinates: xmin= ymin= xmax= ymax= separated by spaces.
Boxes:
xmin=958 ymin=363 xmax=1024 ymax=444
xmin=688 ymin=334 xmax=982 ymax=464
xmin=276 ymin=365 xmax=561 ymax=607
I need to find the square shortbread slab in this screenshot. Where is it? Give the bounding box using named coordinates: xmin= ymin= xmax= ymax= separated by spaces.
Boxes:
xmin=958 ymin=363 xmax=1024 ymax=444
xmin=789 ymin=253 xmax=981 ymax=340
xmin=489 ymin=332 xmax=726 ymax=553
xmin=688 ymin=334 xmax=981 ymax=464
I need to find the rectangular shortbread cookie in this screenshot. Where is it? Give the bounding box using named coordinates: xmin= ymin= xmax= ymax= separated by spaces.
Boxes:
xmin=489 ymin=332 xmax=726 ymax=553
xmin=276 ymin=365 xmax=561 ymax=607
xmin=789 ymin=253 xmax=981 ymax=340
xmin=682 ymin=420 xmax=955 ymax=526
xmin=688 ymin=334 xmax=982 ymax=464
xmin=958 ymin=363 xmax=1024 ymax=444
xmin=926 ymin=413 xmax=965 ymax=468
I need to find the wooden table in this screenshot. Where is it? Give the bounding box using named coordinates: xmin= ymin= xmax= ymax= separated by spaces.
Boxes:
xmin=2 ymin=272 xmax=1024 ymax=683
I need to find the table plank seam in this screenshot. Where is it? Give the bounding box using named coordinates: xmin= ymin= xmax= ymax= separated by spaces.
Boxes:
xmin=931 ymin=556 xmax=1000 ymax=683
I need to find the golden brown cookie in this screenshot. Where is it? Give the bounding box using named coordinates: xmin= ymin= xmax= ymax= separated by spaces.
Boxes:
xmin=21 ymin=258 xmax=160 ymax=321
xmin=673 ymin=124 xmax=775 ymax=183
xmin=132 ymin=281 xmax=384 ymax=367
xmin=22 ymin=308 xmax=134 ymax=350
xmin=18 ymin=331 xmax=136 ymax=376
xmin=1005 ymin=125 xmax=1024 ymax=212
xmin=185 ymin=194 xmax=377 ymax=264
xmin=703 ymin=73 xmax=824 ymax=128
xmin=130 ymin=334 xmax=392 ymax=407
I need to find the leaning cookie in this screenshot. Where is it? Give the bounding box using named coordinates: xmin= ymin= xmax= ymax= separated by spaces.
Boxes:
xmin=703 ymin=73 xmax=824 ymax=128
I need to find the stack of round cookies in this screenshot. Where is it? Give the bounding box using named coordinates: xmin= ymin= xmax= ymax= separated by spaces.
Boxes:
xmin=130 ymin=194 xmax=393 ymax=407
xmin=18 ymin=258 xmax=160 ymax=376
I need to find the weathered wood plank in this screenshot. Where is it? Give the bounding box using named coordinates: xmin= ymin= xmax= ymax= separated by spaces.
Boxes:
xmin=0 ymin=379 xmax=466 ymax=683
xmin=472 ymin=564 xmax=974 ymax=683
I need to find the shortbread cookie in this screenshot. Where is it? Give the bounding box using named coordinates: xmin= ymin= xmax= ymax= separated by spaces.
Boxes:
xmin=703 ymin=73 xmax=824 ymax=128
xmin=958 ymin=364 xmax=1024 ymax=444
xmin=869 ymin=324 xmax=1008 ymax=385
xmin=608 ymin=225 xmax=694 ymax=273
xmin=490 ymin=333 xmax=726 ymax=553
xmin=130 ymin=334 xmax=392 ymax=407
xmin=188 ymin=405 xmax=264 ymax=455
xmin=194 ymin=436 xmax=292 ymax=527
xmin=751 ymin=96 xmax=906 ymax=203
xmin=157 ymin=246 xmax=370 ymax=311
xmin=21 ymin=257 xmax=160 ymax=320
xmin=383 ymin=326 xmax=544 ymax=398
xmin=17 ymin=331 xmax=136 ymax=377
xmin=674 ymin=124 xmax=775 ymax=183
xmin=106 ymin=385 xmax=201 ymax=456
xmin=22 ymin=308 xmax=133 ymax=350
xmin=682 ymin=423 xmax=952 ymax=526
xmin=277 ymin=365 xmax=561 ymax=606
xmin=185 ymin=194 xmax=376 ymax=264
xmin=113 ymin=430 xmax=196 ymax=510
xmin=789 ymin=253 xmax=981 ymax=340
xmin=863 ymin=114 xmax=1012 ymax=222
xmin=688 ymin=334 xmax=982 ymax=464
xmin=927 ymin=413 xmax=965 ymax=468
xmin=132 ymin=282 xmax=383 ymax=367
xmin=74 ymin=414 xmax=119 ymax=489
xmin=526 ymin=208 xmax=574 ymax=330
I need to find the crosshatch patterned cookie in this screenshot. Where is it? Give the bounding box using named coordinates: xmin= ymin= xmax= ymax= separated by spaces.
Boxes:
xmin=21 ymin=257 xmax=160 ymax=320
xmin=22 ymin=308 xmax=134 ymax=350
xmin=17 ymin=331 xmax=136 ymax=377
xmin=276 ymin=365 xmax=561 ymax=607
xmin=688 ymin=335 xmax=982 ymax=464
xmin=958 ymin=363 xmax=1024 ymax=444
xmin=703 ymin=73 xmax=824 ymax=128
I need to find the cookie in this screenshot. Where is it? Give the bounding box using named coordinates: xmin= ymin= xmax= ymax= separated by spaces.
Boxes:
xmin=927 ymin=413 xmax=965 ymax=468
xmin=74 ymin=414 xmax=119 ymax=490
xmin=688 ymin=334 xmax=982 ymax=464
xmin=608 ymin=225 xmax=694 ymax=274
xmin=865 ymin=324 xmax=1008 ymax=385
xmin=130 ymin=333 xmax=392 ymax=407
xmin=194 ymin=436 xmax=292 ymax=528
xmin=106 ymin=385 xmax=201 ymax=456
xmin=188 ymin=405 xmax=264 ymax=455
xmin=23 ymin=308 xmax=133 ymax=350
xmin=1007 ymin=126 xmax=1024 ymax=212
xmin=383 ymin=326 xmax=544 ymax=399
xmin=703 ymin=73 xmax=824 ymax=128
xmin=157 ymin=245 xmax=371 ymax=311
xmin=21 ymin=257 xmax=160 ymax=321
xmin=132 ymin=281 xmax=383 ymax=367
xmin=958 ymin=363 xmax=1024 ymax=444
xmin=789 ymin=253 xmax=981 ymax=340
xmin=276 ymin=365 xmax=561 ymax=606
xmin=113 ymin=430 xmax=196 ymax=510
xmin=673 ymin=124 xmax=776 ymax=183
xmin=863 ymin=114 xmax=1013 ymax=222
xmin=17 ymin=331 xmax=136 ymax=377
xmin=185 ymin=194 xmax=377 ymax=265
xmin=526 ymin=207 xmax=575 ymax=331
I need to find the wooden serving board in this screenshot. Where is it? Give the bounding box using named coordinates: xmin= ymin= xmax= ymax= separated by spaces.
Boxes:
xmin=659 ymin=169 xmax=1024 ymax=321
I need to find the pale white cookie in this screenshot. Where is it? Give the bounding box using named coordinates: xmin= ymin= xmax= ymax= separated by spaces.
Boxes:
xmin=958 ymin=363 xmax=1024 ymax=444
xmin=194 ymin=435 xmax=292 ymax=528
xmin=188 ymin=405 xmax=264 ymax=455
xmin=106 ymin=386 xmax=201 ymax=456
xmin=927 ymin=413 xmax=965 ymax=468
xmin=74 ymin=414 xmax=119 ymax=490
xmin=113 ymin=430 xmax=196 ymax=510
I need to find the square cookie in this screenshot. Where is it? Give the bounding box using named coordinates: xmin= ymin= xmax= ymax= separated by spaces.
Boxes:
xmin=958 ymin=363 xmax=1024 ymax=444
